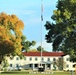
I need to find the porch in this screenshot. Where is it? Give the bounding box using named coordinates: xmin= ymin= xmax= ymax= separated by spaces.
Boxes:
xmin=28 ymin=61 xmax=52 ymax=71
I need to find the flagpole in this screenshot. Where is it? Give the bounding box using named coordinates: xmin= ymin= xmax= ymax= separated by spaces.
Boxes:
xmin=38 ymin=0 xmax=44 ymax=72
xmin=41 ymin=0 xmax=43 ymax=66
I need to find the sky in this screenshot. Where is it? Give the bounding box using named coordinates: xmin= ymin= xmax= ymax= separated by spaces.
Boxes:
xmin=0 ymin=0 xmax=58 ymax=52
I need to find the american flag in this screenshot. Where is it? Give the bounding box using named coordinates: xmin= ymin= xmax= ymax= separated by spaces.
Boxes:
xmin=41 ymin=0 xmax=43 ymax=21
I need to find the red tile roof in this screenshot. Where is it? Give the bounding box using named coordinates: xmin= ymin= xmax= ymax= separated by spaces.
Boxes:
xmin=22 ymin=52 xmax=64 ymax=57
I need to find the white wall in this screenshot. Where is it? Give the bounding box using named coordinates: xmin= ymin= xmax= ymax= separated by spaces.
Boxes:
xmin=63 ymin=55 xmax=76 ymax=71
xmin=6 ymin=54 xmax=76 ymax=71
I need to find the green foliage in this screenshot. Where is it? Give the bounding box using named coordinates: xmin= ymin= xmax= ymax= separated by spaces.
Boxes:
xmin=37 ymin=46 xmax=47 ymax=52
xmin=53 ymin=61 xmax=57 ymax=70
xmin=1 ymin=56 xmax=9 ymax=71
xmin=21 ymin=35 xmax=36 ymax=52
xmin=0 ymin=40 xmax=15 ymax=56
xmin=45 ymin=0 xmax=76 ymax=61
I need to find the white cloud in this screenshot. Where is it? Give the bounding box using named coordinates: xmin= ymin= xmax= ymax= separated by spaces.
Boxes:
xmin=7 ymin=9 xmax=35 ymax=15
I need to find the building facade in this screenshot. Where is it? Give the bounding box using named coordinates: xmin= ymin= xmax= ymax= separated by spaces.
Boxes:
xmin=5 ymin=52 xmax=76 ymax=71
xmin=63 ymin=55 xmax=76 ymax=71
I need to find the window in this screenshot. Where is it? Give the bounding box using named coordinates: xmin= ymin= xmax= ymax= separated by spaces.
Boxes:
xmin=42 ymin=57 xmax=44 ymax=61
xmin=66 ymin=64 xmax=69 ymax=68
xmin=16 ymin=64 xmax=19 ymax=67
xmin=35 ymin=64 xmax=38 ymax=68
xmin=29 ymin=64 xmax=32 ymax=67
xmin=66 ymin=58 xmax=69 ymax=61
xmin=53 ymin=58 xmax=56 ymax=61
xmin=47 ymin=58 xmax=50 ymax=61
xmin=29 ymin=57 xmax=32 ymax=61
xmin=35 ymin=57 xmax=37 ymax=61
xmin=10 ymin=64 xmax=12 ymax=67
xmin=16 ymin=57 xmax=19 ymax=60
xmin=24 ymin=57 xmax=26 ymax=60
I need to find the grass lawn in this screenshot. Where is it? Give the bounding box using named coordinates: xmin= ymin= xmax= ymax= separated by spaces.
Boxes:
xmin=0 ymin=71 xmax=76 ymax=75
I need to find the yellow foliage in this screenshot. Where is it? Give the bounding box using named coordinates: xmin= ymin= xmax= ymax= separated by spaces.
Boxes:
xmin=15 ymin=20 xmax=24 ymax=30
xmin=70 ymin=0 xmax=76 ymax=3
xmin=0 ymin=12 xmax=24 ymax=56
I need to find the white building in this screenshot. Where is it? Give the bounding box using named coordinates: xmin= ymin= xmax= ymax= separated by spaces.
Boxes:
xmin=5 ymin=52 xmax=76 ymax=71
xmin=63 ymin=55 xmax=76 ymax=71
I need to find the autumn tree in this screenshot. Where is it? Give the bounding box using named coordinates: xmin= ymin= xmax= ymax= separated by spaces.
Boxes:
xmin=0 ymin=12 xmax=24 ymax=63
xmin=45 ymin=0 xmax=76 ymax=61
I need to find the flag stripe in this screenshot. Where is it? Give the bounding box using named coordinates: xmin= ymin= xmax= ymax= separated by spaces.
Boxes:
xmin=41 ymin=14 xmax=43 ymax=21
xmin=41 ymin=0 xmax=43 ymax=21
xmin=41 ymin=4 xmax=43 ymax=12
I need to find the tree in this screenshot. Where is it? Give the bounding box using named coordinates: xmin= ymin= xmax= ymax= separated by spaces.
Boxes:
xmin=29 ymin=49 xmax=39 ymax=52
xmin=0 ymin=12 xmax=24 ymax=63
xmin=37 ymin=46 xmax=47 ymax=52
xmin=1 ymin=56 xmax=9 ymax=71
xmin=53 ymin=58 xmax=66 ymax=70
xmin=45 ymin=0 xmax=76 ymax=61
xmin=21 ymin=35 xmax=36 ymax=52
